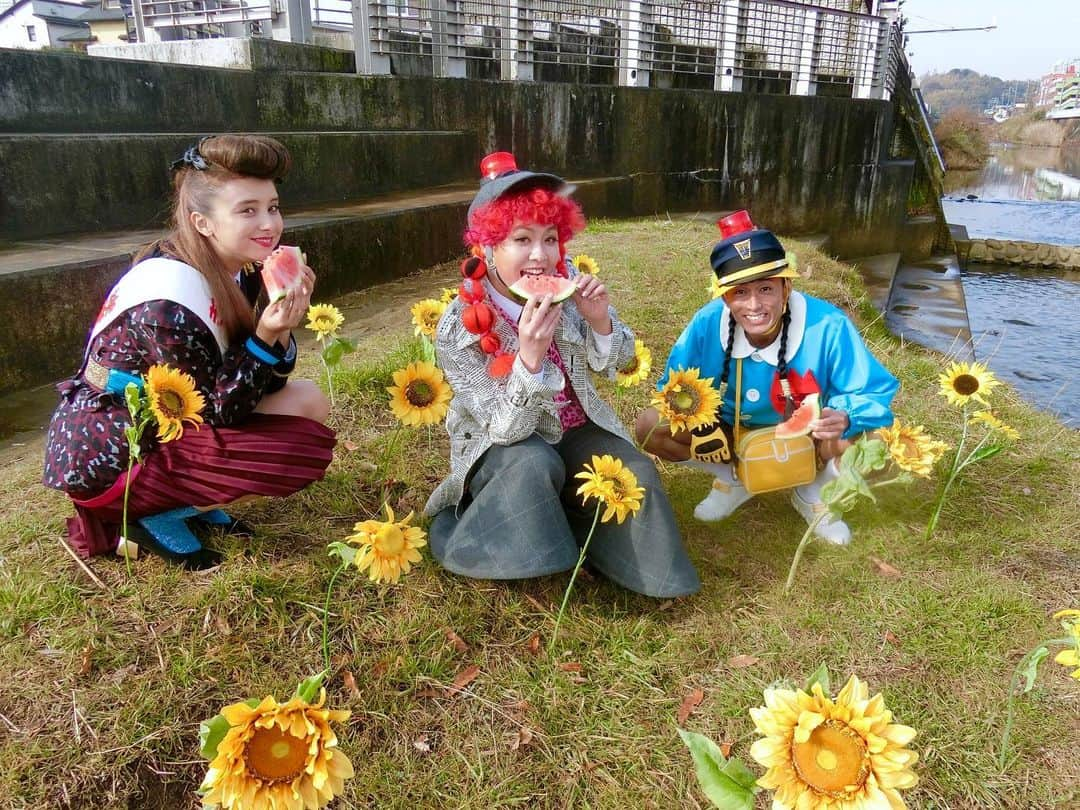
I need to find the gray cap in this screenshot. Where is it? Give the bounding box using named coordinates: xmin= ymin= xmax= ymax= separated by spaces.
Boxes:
xmin=466 ymin=152 xmax=571 ymax=223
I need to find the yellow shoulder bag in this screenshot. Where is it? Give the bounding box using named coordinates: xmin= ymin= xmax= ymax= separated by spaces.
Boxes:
xmin=733 ymin=359 xmax=818 ymax=495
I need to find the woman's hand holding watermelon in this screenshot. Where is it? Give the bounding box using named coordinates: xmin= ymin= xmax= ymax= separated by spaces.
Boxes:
xmin=256 ymin=262 xmax=315 ymax=348
xmin=573 ymin=274 xmax=612 ymax=336
xmin=517 ymin=293 xmax=562 ymax=373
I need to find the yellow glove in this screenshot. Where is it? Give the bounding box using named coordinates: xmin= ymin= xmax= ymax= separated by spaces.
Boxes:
xmin=689 ymin=421 xmax=733 ymax=464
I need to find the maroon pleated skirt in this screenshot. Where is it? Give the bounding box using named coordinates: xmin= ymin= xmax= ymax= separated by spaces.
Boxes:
xmin=67 ymin=414 xmax=336 ymax=558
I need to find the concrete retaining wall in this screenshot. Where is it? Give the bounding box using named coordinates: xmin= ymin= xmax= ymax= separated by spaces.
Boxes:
xmin=963 ymin=238 xmax=1080 ymax=270
xmin=0 ymin=47 xmax=905 ymax=247
xmin=87 ymin=38 xmax=355 ymax=73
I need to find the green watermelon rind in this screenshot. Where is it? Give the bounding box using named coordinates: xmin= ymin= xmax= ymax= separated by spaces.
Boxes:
xmin=774 ymin=392 xmax=821 ymax=439
xmin=508 ymin=275 xmax=576 ymax=304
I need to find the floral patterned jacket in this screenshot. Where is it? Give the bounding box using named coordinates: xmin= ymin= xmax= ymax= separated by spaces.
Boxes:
xmin=43 ymin=264 xmax=294 ymax=499
xmin=424 ymin=291 xmax=637 ymax=517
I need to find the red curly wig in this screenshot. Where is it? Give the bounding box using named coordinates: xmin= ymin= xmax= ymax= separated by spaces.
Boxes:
xmin=464 ymin=186 xmax=586 ymax=248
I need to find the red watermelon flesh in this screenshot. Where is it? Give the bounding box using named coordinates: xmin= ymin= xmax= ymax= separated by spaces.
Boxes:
xmin=508 ymin=274 xmax=576 ymax=304
xmin=774 ymin=393 xmax=821 ymax=439
xmin=261 ymin=246 xmax=307 ymax=303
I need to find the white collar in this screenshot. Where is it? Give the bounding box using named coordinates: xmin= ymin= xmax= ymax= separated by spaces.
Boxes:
xmin=718 ymin=290 xmax=807 ymax=365
xmin=484 ymin=278 xmax=523 ymax=321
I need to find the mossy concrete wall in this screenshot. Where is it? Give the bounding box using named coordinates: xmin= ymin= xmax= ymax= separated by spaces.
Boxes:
xmin=87 ymin=37 xmax=356 ymax=74
xmin=0 ymin=46 xmax=908 ymax=248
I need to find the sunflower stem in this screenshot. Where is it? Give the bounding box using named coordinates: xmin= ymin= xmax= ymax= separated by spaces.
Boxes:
xmin=319 ymin=338 xmax=336 ymax=408
xmin=549 ymin=503 xmax=602 ymax=655
xmin=925 ymin=406 xmax=971 ymax=540
xmin=997 ymin=637 xmax=1073 ymax=770
xmin=120 ymin=454 xmax=135 ymax=578
xmin=784 ymin=510 xmax=828 ymax=593
xmin=321 ymin=560 xmax=349 ymax=675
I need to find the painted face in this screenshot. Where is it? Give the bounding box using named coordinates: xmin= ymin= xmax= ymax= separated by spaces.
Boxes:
xmin=723 ymin=278 xmax=789 ymax=346
xmin=195 ymin=176 xmax=283 ymax=270
xmin=489 ymin=221 xmax=561 ymax=298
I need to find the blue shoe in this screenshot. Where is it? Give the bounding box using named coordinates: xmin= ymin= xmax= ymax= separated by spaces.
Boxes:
xmin=193 ymin=509 xmax=255 ymax=537
xmin=132 ymin=508 xmax=222 ymax=569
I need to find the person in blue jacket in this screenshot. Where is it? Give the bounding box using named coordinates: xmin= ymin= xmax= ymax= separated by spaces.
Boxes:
xmin=636 ymin=212 xmax=898 ymax=544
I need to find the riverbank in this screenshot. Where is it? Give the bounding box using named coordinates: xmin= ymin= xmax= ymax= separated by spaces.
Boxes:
xmin=1 ymin=219 xmax=1076 ymax=808
xmin=992 ymin=110 xmax=1080 ymax=147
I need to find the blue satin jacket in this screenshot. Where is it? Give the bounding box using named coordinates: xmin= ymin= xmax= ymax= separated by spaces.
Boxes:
xmin=660 ymin=291 xmax=898 ymax=439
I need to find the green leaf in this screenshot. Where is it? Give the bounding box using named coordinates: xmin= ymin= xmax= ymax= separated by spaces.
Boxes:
xmin=335 ymin=336 xmax=357 ymax=355
xmin=327 ymin=541 xmax=357 ymax=565
xmin=199 ymin=712 xmax=231 ymax=760
xmin=968 ymin=444 xmax=1004 ymax=464
xmin=719 ymin=757 xmax=759 ymax=793
xmin=804 ymin=663 xmax=830 ymax=694
xmin=296 ymin=672 xmax=326 ymax=704
xmin=421 ymin=336 xmax=436 ymax=363
xmin=678 ymin=728 xmax=757 ymax=809
xmin=124 ymin=381 xmax=143 ymax=419
xmin=322 ymin=340 xmax=346 ymax=367
xmin=1021 ymin=647 xmax=1049 ymax=693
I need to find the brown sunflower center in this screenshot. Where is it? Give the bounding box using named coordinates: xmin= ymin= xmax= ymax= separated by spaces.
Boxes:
xmin=405 ymin=380 xmax=435 ymax=407
xmin=157 ymin=389 xmax=185 ymax=419
xmin=790 ymin=719 xmax=870 ymax=798
xmin=244 ymin=724 xmax=310 ymax=784
xmin=669 ymin=388 xmax=700 ymax=415
xmin=374 ymin=524 xmax=406 ymax=555
xmin=621 ymin=356 xmax=640 ymax=375
xmin=952 ymin=374 xmax=980 ymax=396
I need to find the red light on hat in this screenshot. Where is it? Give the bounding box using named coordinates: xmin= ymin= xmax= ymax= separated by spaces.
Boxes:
xmin=480 ymin=151 xmax=518 ymax=181
xmin=717 ymin=209 xmax=755 ymax=240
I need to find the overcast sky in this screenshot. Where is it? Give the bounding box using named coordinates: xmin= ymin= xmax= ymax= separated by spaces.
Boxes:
xmin=901 ymin=0 xmax=1080 ymax=81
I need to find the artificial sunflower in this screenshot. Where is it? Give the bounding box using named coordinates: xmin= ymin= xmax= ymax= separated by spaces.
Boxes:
xmin=750 ymin=675 xmax=919 ymax=810
xmin=1052 ymin=609 xmax=1080 ymax=680
xmin=876 ymin=422 xmax=948 ymax=477
xmin=651 ymin=368 xmax=722 ymax=434
xmin=573 ymin=253 xmax=600 ymax=276
xmin=145 ymin=364 xmax=205 ymax=443
xmin=345 ymin=504 xmax=427 ymax=584
xmin=439 ymin=287 xmax=458 ymax=304
xmin=387 ymin=361 xmax=452 ymax=426
xmin=411 ymin=298 xmax=447 ymax=338
xmin=969 ymin=410 xmax=1020 ymax=441
xmin=199 ymin=689 xmax=353 ymax=810
xmin=616 ymin=340 xmax=653 ymax=387
xmin=938 ymin=360 xmax=1000 ymax=408
xmin=575 ymin=454 xmax=645 ymax=524
xmin=305 ymin=303 xmax=345 ymax=341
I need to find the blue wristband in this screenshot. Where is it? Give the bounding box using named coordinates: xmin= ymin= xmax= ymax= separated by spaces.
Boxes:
xmin=245 ymin=336 xmax=280 ymax=365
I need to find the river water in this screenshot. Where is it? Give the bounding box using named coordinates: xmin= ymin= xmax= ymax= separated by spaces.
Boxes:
xmin=940 ymin=144 xmax=1079 ymax=425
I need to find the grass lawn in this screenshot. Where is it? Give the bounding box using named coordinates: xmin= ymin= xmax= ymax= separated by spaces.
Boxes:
xmin=1 ymin=217 xmax=1077 ymax=809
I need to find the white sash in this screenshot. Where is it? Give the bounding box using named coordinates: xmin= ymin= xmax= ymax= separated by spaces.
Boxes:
xmin=88 ymin=258 xmax=229 ymax=355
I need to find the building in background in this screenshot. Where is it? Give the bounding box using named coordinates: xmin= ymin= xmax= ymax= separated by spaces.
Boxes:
xmin=0 ymin=0 xmax=90 ymax=49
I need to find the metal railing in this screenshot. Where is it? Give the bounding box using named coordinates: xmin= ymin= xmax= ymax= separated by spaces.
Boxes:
xmin=130 ymin=0 xmax=900 ymax=99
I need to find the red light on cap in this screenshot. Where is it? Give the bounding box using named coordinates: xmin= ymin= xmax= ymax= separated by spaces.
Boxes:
xmin=480 ymin=151 xmax=518 ymax=181
xmin=717 ymin=209 xmax=755 ymax=240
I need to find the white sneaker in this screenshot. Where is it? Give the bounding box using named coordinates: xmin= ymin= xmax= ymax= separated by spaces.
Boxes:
xmin=790 ymin=488 xmax=852 ymax=546
xmin=694 ymin=477 xmax=753 ymax=522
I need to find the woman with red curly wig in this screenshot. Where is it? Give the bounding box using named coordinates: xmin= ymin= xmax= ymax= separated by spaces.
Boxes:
xmin=423 ymin=153 xmax=699 ymax=598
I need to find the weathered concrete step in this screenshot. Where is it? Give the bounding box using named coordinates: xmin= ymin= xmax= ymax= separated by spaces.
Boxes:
xmin=885 ymin=256 xmax=974 ymax=361
xmin=849 ymin=252 xmax=901 ymax=312
xmin=0 ymin=173 xmax=671 ymax=394
xmin=0 ymin=130 xmax=476 ymax=241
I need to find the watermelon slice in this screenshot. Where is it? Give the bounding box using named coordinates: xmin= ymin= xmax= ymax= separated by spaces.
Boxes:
xmin=508 ymin=274 xmax=576 ymax=304
xmin=260 ymin=245 xmax=307 ymax=303
xmin=774 ymin=393 xmax=821 ymax=439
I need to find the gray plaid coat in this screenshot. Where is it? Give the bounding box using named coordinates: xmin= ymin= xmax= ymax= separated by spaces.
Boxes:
xmin=424 ymin=291 xmax=637 ymax=517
